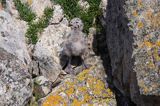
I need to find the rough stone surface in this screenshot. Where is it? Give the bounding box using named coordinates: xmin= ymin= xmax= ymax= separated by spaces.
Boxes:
xmin=0 ymin=48 xmax=32 ymax=106
xmin=41 ymin=66 xmax=116 ymax=106
xmin=29 ymin=0 xmax=53 ymax=17
xmin=0 ymin=10 xmax=31 ymax=65
xmin=78 ymin=0 xmax=90 ymax=11
xmin=5 ymin=0 xmax=19 ymax=18
xmin=105 ymin=0 xmax=160 ymax=105
xmin=0 ymin=10 xmax=32 ymax=106
xmin=50 ymin=5 xmax=64 ymax=24
xmin=33 ymin=20 xmax=71 ymax=82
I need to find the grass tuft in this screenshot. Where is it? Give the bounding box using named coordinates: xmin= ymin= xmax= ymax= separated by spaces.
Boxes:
xmin=53 ymin=0 xmax=102 ymax=33
xmin=13 ymin=0 xmax=36 ymax=22
xmin=13 ymin=0 xmax=53 ymax=44
xmin=26 ymin=7 xmax=54 ymax=44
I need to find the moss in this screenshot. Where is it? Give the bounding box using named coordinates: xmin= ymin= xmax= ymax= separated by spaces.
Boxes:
xmin=53 ymin=0 xmax=102 ymax=33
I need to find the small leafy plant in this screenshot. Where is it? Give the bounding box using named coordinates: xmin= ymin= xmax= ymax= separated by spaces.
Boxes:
xmin=53 ymin=0 xmax=102 ymax=33
xmin=13 ymin=0 xmax=53 ymax=44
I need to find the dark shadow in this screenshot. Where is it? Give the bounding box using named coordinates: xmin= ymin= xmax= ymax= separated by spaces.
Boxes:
xmin=92 ymin=0 xmax=136 ymax=105
xmin=93 ymin=0 xmax=160 ymax=106
xmin=59 ymin=53 xmax=83 ymax=70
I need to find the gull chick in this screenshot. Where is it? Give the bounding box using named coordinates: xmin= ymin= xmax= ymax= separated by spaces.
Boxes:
xmin=62 ymin=18 xmax=87 ymax=74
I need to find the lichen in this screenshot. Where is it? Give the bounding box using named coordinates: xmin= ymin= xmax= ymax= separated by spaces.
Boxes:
xmin=42 ymin=67 xmax=115 ymax=105
xmin=125 ymin=0 xmax=160 ymax=95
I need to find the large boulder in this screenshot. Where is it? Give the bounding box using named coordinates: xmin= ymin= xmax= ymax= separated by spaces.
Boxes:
xmin=33 ymin=18 xmax=71 ymax=82
xmin=105 ymin=0 xmax=160 ymax=105
xmin=0 ymin=10 xmax=31 ymax=64
xmin=0 ymin=10 xmax=32 ymax=106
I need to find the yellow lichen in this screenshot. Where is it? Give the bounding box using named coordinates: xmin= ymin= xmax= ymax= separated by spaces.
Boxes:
xmin=83 ymin=93 xmax=92 ymax=102
xmin=65 ymin=87 xmax=74 ymax=96
xmin=42 ymin=95 xmax=65 ymax=106
xmin=77 ymin=69 xmax=90 ymax=81
xmin=137 ymin=21 xmax=144 ymax=29
xmin=71 ymin=99 xmax=83 ymax=106
xmin=144 ymin=41 xmax=153 ymax=48
xmin=42 ymin=66 xmax=115 ymax=105
xmin=78 ymin=86 xmax=87 ymax=93
xmin=156 ymin=41 xmax=160 ymax=47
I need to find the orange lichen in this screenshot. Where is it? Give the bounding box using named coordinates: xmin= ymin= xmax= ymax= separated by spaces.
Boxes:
xmin=42 ymin=66 xmax=115 ymax=105
xmin=43 ymin=95 xmax=66 ymax=106
xmin=133 ymin=10 xmax=138 ymax=17
xmin=144 ymin=41 xmax=153 ymax=48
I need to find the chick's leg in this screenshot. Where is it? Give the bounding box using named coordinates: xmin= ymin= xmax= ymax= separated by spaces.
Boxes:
xmin=65 ymin=56 xmax=73 ymax=74
xmin=81 ymin=55 xmax=88 ymax=69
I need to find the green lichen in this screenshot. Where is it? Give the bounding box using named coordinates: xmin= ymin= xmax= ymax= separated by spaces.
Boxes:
xmin=53 ymin=0 xmax=102 ymax=33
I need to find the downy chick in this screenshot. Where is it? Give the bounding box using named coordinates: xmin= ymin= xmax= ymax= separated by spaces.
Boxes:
xmin=62 ymin=18 xmax=87 ymax=74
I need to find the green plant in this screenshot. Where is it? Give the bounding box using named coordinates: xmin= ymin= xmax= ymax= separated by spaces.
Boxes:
xmin=14 ymin=0 xmax=53 ymax=44
xmin=53 ymin=0 xmax=102 ymax=33
xmin=26 ymin=7 xmax=54 ymax=44
xmin=13 ymin=0 xmax=36 ymax=22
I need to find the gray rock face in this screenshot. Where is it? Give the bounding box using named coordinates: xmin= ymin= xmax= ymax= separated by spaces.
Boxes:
xmin=50 ymin=5 xmax=64 ymax=24
xmin=0 ymin=10 xmax=31 ymax=65
xmin=105 ymin=0 xmax=160 ymax=105
xmin=5 ymin=0 xmax=19 ymax=18
xmin=33 ymin=20 xmax=71 ymax=82
xmin=0 ymin=48 xmax=32 ymax=106
xmin=0 ymin=10 xmax=32 ymax=106
xmin=30 ymin=0 xmax=53 ymax=17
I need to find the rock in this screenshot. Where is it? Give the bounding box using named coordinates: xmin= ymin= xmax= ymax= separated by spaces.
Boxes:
xmin=99 ymin=0 xmax=108 ymax=18
xmin=33 ymin=76 xmax=52 ymax=100
xmin=105 ymin=0 xmax=160 ymax=105
xmin=29 ymin=0 xmax=53 ymax=17
xmin=41 ymin=66 xmax=116 ymax=106
xmin=0 ymin=10 xmax=32 ymax=106
xmin=0 ymin=49 xmax=32 ymax=106
xmin=33 ymin=20 xmax=71 ymax=82
xmin=50 ymin=5 xmax=64 ymax=24
xmin=0 ymin=10 xmax=31 ymax=65
xmin=5 ymin=0 xmax=19 ymax=18
xmin=0 ymin=2 xmax=3 ymax=10
xmin=78 ymin=0 xmax=90 ymax=11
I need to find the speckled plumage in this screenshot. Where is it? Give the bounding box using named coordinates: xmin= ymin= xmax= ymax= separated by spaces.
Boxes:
xmin=62 ymin=18 xmax=87 ymax=74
